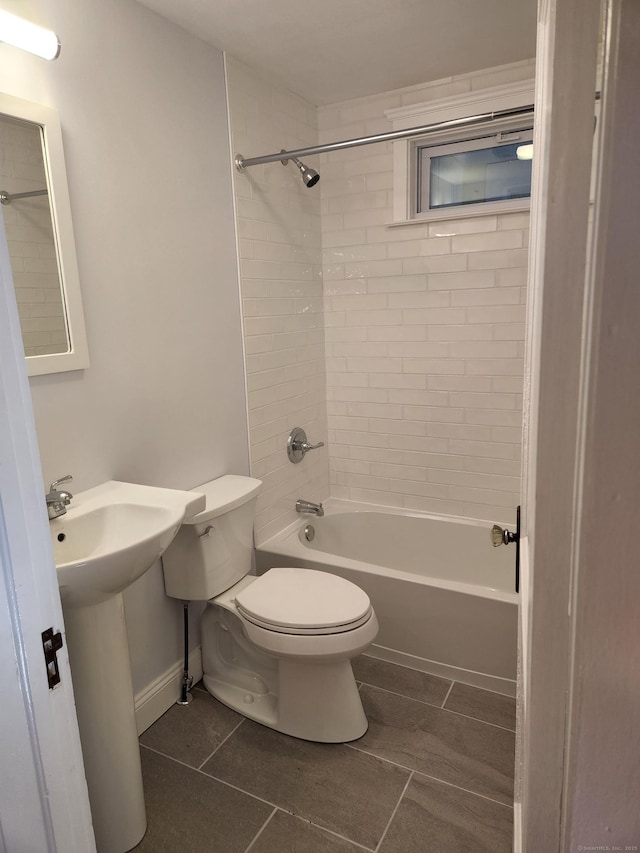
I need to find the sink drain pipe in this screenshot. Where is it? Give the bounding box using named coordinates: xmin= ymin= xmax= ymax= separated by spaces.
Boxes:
xmin=177 ymin=601 xmax=193 ymax=705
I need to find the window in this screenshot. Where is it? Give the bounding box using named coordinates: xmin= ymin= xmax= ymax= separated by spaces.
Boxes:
xmin=385 ymin=79 xmax=536 ymax=224
xmin=415 ymin=127 xmax=533 ymax=219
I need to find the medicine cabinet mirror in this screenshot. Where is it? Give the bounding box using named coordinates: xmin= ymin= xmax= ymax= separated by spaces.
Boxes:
xmin=0 ymin=93 xmax=88 ymax=376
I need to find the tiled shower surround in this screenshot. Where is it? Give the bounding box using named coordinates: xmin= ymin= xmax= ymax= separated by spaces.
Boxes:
xmin=226 ymin=56 xmax=329 ymax=544
xmin=228 ymin=59 xmax=535 ymax=539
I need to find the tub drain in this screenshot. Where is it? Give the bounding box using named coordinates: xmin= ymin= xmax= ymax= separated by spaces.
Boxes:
xmin=304 ymin=524 xmax=315 ymax=542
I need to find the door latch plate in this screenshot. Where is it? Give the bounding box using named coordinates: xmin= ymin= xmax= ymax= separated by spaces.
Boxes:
xmin=42 ymin=627 xmax=63 ymax=689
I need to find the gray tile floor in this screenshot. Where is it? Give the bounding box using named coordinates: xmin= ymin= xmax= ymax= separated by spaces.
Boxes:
xmin=134 ymin=656 xmax=515 ymax=852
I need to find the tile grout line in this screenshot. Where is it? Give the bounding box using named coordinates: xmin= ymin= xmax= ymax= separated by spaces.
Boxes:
xmin=409 ymin=768 xmax=515 ymax=811
xmin=440 ymin=680 xmax=456 ymax=709
xmin=143 ymin=745 xmax=378 ymax=851
xmin=345 ymin=742 xmax=513 ymax=810
xmin=242 ymin=807 xmax=277 ymax=853
xmin=362 ymin=682 xmax=516 ymax=732
xmin=374 ymin=770 xmax=414 ymax=853
xmin=196 ymin=718 xmax=246 ymax=771
xmin=450 ymin=681 xmax=518 ymax=699
xmin=290 ymin=813 xmax=377 ymax=852
xmin=284 ymin=812 xmax=377 ymax=852
xmin=140 ymin=742 xmax=281 ymax=812
xmin=245 ymin=807 xmax=378 ymax=853
xmin=441 ymin=706 xmax=516 ymax=733
xmin=359 ymin=680 xmax=453 ymax=711
xmin=362 ymin=655 xmax=453 ymax=681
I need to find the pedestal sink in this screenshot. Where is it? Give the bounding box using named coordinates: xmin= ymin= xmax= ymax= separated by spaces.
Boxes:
xmin=50 ymin=481 xmax=205 ymax=853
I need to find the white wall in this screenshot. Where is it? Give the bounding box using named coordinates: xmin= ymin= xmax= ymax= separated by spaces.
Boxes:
xmin=1 ymin=0 xmax=249 ymax=696
xmin=226 ymin=56 xmax=329 ymax=544
xmin=318 ymin=61 xmax=534 ymax=524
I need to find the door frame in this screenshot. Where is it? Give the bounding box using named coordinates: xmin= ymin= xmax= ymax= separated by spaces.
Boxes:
xmin=518 ymin=0 xmax=601 ymax=844
xmin=518 ymin=0 xmax=639 ymax=847
xmin=559 ymin=0 xmax=640 ymax=842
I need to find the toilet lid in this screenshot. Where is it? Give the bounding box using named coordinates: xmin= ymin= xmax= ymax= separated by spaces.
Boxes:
xmin=234 ymin=567 xmax=371 ymax=633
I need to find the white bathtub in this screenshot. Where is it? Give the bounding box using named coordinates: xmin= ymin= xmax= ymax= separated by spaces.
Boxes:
xmin=256 ymin=500 xmax=518 ymax=696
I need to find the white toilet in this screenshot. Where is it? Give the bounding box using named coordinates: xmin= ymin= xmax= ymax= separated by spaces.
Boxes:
xmin=162 ymin=475 xmax=378 ymax=742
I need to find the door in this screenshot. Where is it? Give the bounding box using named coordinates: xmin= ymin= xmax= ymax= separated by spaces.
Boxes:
xmin=0 ymin=201 xmax=95 ymax=848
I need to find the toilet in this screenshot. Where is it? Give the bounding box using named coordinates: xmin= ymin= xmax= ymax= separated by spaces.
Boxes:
xmin=162 ymin=475 xmax=378 ymax=742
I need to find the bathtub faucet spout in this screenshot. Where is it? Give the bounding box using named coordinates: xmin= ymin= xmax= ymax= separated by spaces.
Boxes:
xmin=295 ymin=499 xmax=324 ymax=517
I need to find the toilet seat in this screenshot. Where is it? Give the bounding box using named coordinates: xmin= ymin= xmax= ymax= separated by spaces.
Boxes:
xmin=234 ymin=567 xmax=372 ymax=635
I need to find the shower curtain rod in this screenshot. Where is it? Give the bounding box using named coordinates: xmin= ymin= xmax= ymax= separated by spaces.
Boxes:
xmin=234 ymin=103 xmax=535 ymax=171
xmin=0 ymin=188 xmax=48 ymax=205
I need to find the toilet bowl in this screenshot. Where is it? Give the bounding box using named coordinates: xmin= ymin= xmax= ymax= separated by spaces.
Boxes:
xmin=162 ymin=475 xmax=378 ymax=742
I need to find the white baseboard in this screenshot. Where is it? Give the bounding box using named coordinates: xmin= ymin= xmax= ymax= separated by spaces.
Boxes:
xmin=367 ymin=643 xmax=517 ymax=698
xmin=134 ymin=647 xmax=203 ymax=735
xmin=513 ymin=802 xmax=522 ymax=852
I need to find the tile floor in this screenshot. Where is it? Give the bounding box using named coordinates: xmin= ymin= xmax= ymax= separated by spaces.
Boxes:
xmin=134 ymin=656 xmax=516 ymax=852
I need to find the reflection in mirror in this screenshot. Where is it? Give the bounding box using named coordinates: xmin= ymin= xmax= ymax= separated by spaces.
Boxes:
xmin=0 ymin=94 xmax=88 ymax=376
xmin=0 ymin=115 xmax=68 ymax=356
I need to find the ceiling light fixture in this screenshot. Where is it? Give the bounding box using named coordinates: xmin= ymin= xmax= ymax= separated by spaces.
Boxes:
xmin=0 ymin=10 xmax=60 ymax=60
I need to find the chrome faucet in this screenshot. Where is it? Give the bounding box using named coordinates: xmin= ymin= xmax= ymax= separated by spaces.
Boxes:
xmin=295 ymin=499 xmax=324 ymax=517
xmin=46 ymin=475 xmax=73 ymax=520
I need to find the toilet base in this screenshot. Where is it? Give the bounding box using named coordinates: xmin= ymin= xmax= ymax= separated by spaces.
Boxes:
xmin=201 ymin=602 xmax=372 ymax=742
xmin=204 ymin=656 xmax=368 ymax=742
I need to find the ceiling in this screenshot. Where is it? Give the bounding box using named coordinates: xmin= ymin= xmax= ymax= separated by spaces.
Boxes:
xmin=136 ymin=0 xmax=537 ymax=106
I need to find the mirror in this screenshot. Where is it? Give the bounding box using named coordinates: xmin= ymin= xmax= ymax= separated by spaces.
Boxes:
xmin=0 ymin=93 xmax=88 ymax=376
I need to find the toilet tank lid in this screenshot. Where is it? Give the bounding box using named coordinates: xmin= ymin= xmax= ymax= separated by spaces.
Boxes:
xmin=184 ymin=475 xmax=262 ymax=524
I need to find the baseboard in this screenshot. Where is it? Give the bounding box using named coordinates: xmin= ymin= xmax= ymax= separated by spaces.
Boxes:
xmin=367 ymin=643 xmax=517 ymax=698
xmin=513 ymin=802 xmax=522 ymax=852
xmin=134 ymin=647 xmax=203 ymax=735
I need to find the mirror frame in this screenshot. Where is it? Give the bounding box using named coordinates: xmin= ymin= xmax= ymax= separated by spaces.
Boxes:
xmin=0 ymin=93 xmax=89 ymax=376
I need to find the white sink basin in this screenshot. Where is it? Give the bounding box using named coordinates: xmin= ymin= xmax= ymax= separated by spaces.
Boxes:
xmin=50 ymin=480 xmax=205 ymax=607
xmin=53 ymin=502 xmax=180 ymax=606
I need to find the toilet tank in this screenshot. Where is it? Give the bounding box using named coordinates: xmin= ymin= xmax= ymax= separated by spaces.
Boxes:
xmin=162 ymin=475 xmax=262 ymax=601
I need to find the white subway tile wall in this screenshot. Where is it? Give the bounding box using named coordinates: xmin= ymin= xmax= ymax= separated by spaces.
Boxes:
xmin=318 ymin=60 xmax=534 ymax=524
xmin=0 ymin=116 xmax=67 ymax=356
xmin=228 ymin=57 xmax=533 ymax=537
xmin=226 ymin=57 xmax=329 ymax=544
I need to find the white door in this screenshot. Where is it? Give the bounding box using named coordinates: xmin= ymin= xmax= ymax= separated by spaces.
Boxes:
xmin=518 ymin=0 xmax=640 ymax=847
xmin=0 ymin=208 xmax=95 ymax=848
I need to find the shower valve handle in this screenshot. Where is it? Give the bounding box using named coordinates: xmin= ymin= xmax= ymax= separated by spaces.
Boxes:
xmin=301 ymin=440 xmax=324 ymax=452
xmin=287 ymin=427 xmax=325 ymax=463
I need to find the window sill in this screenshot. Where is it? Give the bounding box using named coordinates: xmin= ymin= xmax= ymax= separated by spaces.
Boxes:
xmin=387 ymin=199 xmax=530 ymax=228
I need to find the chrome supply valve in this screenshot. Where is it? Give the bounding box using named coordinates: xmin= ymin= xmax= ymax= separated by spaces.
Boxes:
xmin=287 ymin=426 xmax=324 ymax=463
xmin=46 ymin=474 xmax=73 ymax=520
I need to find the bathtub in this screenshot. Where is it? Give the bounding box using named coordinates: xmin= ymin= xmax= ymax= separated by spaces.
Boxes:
xmin=255 ymin=500 xmax=518 ymax=696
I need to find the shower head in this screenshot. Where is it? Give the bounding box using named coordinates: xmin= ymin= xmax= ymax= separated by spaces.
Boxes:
xmin=236 ymin=149 xmax=320 ymax=187
xmin=278 ymin=150 xmax=320 ymax=188
xmin=292 ymin=156 xmax=320 ymax=188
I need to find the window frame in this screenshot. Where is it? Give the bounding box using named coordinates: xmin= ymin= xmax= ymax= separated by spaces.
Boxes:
xmin=385 ymin=79 xmax=537 ymax=226
xmin=414 ymin=125 xmax=534 ymax=219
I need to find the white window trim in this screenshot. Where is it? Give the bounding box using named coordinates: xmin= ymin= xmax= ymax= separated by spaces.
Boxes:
xmin=386 ymin=79 xmax=535 ymax=225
